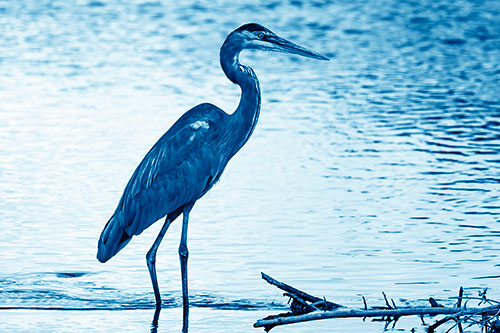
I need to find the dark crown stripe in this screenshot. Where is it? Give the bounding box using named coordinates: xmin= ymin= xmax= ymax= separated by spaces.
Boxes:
xmin=236 ymin=23 xmax=265 ymax=32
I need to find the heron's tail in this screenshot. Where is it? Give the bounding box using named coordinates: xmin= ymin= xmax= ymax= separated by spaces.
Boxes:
xmin=97 ymin=213 xmax=132 ymax=263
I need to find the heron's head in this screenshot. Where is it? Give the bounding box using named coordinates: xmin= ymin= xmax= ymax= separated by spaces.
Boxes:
xmin=230 ymin=23 xmax=329 ymax=61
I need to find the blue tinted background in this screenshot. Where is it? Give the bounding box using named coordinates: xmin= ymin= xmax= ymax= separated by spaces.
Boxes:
xmin=1 ymin=0 xmax=499 ymax=332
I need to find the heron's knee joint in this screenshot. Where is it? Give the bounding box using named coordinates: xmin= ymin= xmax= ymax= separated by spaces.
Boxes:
xmin=178 ymin=246 xmax=189 ymax=259
xmin=146 ymin=251 xmax=156 ymax=264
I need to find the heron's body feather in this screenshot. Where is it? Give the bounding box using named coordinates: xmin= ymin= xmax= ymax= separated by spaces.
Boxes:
xmin=97 ymin=103 xmax=239 ymax=262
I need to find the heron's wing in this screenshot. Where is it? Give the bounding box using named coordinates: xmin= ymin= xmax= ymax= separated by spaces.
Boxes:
xmin=116 ymin=103 xmax=228 ymax=236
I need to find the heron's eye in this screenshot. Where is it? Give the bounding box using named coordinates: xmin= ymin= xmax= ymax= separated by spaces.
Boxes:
xmin=257 ymin=32 xmax=265 ymax=39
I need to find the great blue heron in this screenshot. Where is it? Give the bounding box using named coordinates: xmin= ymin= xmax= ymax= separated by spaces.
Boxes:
xmin=97 ymin=23 xmax=328 ymax=327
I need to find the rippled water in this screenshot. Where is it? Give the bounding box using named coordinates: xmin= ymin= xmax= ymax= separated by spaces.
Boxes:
xmin=1 ymin=0 xmax=499 ymax=332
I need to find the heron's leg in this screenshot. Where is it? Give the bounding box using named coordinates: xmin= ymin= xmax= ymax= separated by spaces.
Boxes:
xmin=146 ymin=210 xmax=181 ymax=307
xmin=179 ymin=203 xmax=194 ymax=332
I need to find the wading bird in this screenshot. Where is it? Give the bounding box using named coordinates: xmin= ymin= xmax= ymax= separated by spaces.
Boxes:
xmin=97 ymin=23 xmax=328 ymax=327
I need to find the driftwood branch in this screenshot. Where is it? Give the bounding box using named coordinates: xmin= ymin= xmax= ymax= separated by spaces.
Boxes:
xmin=260 ymin=272 xmax=342 ymax=311
xmin=254 ymin=273 xmax=500 ymax=332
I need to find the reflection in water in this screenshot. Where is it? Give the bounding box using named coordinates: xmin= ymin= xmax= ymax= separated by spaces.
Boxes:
xmin=151 ymin=307 xmax=160 ymax=333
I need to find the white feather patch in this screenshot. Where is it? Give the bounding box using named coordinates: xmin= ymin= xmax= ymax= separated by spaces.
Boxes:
xmin=190 ymin=120 xmax=209 ymax=130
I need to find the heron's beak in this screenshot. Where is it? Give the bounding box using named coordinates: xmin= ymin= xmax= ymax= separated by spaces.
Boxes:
xmin=266 ymin=35 xmax=329 ymax=61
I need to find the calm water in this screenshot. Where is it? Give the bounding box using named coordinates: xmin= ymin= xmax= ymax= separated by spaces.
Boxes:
xmin=1 ymin=0 xmax=499 ymax=332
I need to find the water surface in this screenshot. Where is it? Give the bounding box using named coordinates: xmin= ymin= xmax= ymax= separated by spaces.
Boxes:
xmin=1 ymin=0 xmax=499 ymax=331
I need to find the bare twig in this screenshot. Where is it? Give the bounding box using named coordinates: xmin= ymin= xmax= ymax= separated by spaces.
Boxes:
xmin=457 ymin=287 xmax=463 ymax=308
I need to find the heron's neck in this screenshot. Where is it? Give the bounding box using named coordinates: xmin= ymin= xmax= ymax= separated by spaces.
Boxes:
xmin=220 ymin=41 xmax=261 ymax=155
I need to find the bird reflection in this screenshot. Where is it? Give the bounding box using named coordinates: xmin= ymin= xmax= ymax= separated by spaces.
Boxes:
xmin=150 ymin=307 xmax=160 ymax=333
xmin=150 ymin=306 xmax=161 ymax=333
xmin=150 ymin=307 xmax=188 ymax=333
